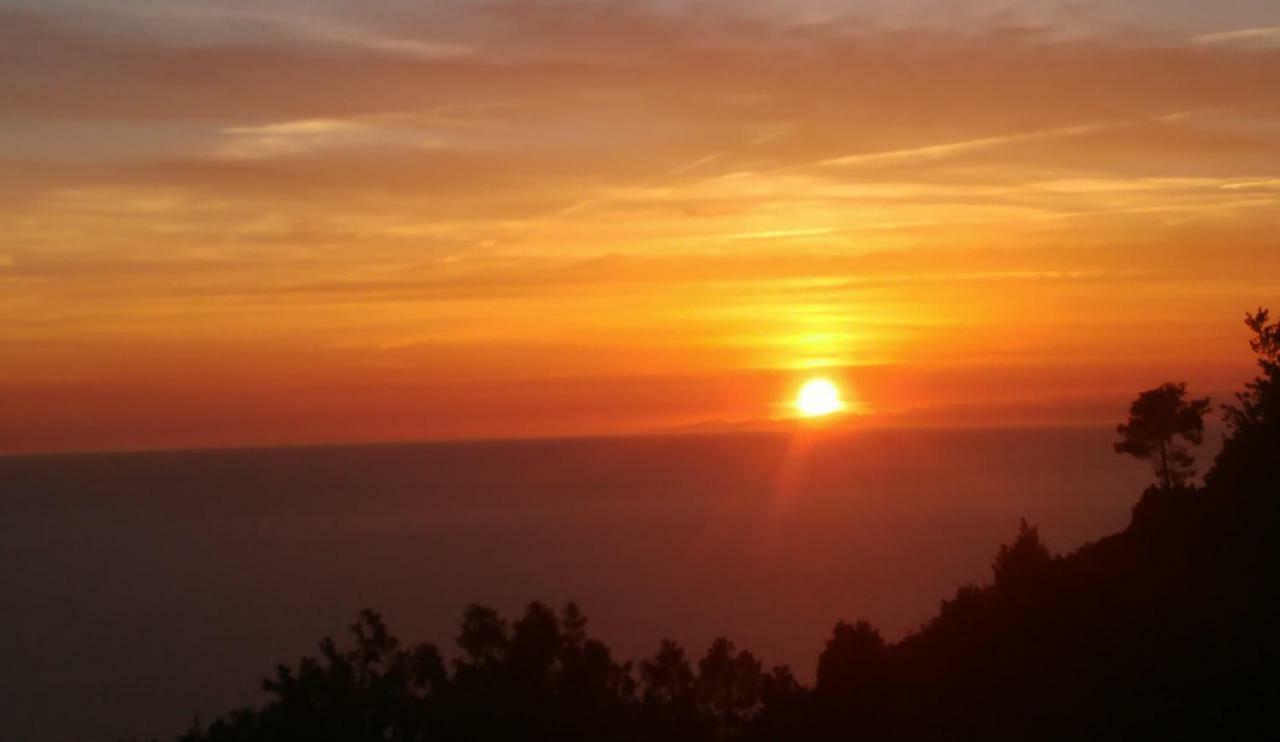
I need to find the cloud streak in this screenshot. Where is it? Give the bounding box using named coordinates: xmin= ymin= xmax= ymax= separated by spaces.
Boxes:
xmin=816 ymin=122 xmax=1118 ymax=169
xmin=216 ymin=117 xmax=448 ymax=159
xmin=1192 ymin=26 xmax=1280 ymax=47
xmin=154 ymin=5 xmax=476 ymax=59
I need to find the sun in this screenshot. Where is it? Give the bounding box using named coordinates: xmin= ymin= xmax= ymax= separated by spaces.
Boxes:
xmin=795 ymin=378 xmax=844 ymax=418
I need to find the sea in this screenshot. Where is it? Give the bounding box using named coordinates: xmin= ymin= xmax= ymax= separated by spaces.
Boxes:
xmin=0 ymin=426 xmax=1152 ymax=741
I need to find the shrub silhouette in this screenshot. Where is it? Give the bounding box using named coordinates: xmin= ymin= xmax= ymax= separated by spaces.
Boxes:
xmin=167 ymin=307 xmax=1280 ymax=742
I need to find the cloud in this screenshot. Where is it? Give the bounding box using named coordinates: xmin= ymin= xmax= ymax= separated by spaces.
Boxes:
xmin=5 ymin=4 xmax=1280 ymax=127
xmin=290 ymin=20 xmax=474 ymax=60
xmin=1219 ymin=178 xmax=1280 ymax=191
xmin=216 ymin=117 xmax=448 ymax=159
xmin=721 ymin=227 xmax=837 ymax=241
xmin=816 ymin=122 xmax=1117 ymax=169
xmin=1192 ymin=26 xmax=1280 ymax=47
xmin=3 ymin=3 xmax=1280 ymax=271
xmin=155 ymin=5 xmax=476 ymax=60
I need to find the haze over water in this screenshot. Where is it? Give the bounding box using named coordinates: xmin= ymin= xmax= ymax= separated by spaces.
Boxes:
xmin=1 ymin=425 xmax=1151 ymax=742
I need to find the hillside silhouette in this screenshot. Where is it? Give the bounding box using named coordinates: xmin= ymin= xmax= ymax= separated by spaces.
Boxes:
xmin=153 ymin=309 xmax=1278 ymax=742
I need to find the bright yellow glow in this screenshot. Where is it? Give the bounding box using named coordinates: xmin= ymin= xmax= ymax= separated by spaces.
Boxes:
xmin=795 ymin=378 xmax=844 ymax=417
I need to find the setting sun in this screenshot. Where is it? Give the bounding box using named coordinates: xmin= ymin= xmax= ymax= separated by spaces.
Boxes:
xmin=795 ymin=378 xmax=844 ymax=418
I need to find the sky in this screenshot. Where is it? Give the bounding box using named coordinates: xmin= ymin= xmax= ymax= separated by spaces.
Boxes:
xmin=2 ymin=0 xmax=1279 ymax=453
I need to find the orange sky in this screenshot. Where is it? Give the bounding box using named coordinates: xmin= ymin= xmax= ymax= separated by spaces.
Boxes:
xmin=2 ymin=1 xmax=1279 ymax=453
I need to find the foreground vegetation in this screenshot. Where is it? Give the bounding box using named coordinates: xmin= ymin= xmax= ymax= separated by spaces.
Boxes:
xmin=163 ymin=310 xmax=1279 ymax=741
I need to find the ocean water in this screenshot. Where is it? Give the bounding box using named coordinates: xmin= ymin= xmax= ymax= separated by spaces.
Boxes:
xmin=0 ymin=427 xmax=1151 ymax=741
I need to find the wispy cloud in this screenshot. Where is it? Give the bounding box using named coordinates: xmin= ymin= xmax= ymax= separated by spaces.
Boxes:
xmin=553 ymin=130 xmax=789 ymax=219
xmin=159 ymin=6 xmax=475 ymax=59
xmin=217 ymin=117 xmax=448 ymax=159
xmin=817 ymin=122 xmax=1117 ymax=169
xmin=1191 ymin=26 xmax=1280 ymax=47
xmin=721 ymin=227 xmax=836 ymax=241
xmin=1219 ymin=179 xmax=1280 ymax=191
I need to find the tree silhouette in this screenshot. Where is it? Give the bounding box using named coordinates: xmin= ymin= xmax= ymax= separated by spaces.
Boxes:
xmin=990 ymin=518 xmax=1053 ymax=589
xmin=639 ymin=639 xmax=704 ymax=739
xmin=1114 ymin=382 xmax=1210 ymax=489
xmin=815 ymin=621 xmax=887 ymax=697
xmin=1206 ymin=307 xmax=1280 ymax=513
xmin=695 ymin=638 xmax=762 ymax=738
xmin=1223 ymin=308 xmax=1280 ymax=436
xmin=456 ymin=604 xmax=508 ymax=666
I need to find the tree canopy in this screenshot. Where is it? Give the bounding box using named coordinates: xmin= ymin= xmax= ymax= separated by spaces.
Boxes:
xmin=1114 ymin=382 xmax=1210 ymax=489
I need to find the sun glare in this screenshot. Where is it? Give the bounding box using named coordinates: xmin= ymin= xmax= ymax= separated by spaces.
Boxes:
xmin=795 ymin=378 xmax=844 ymax=418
